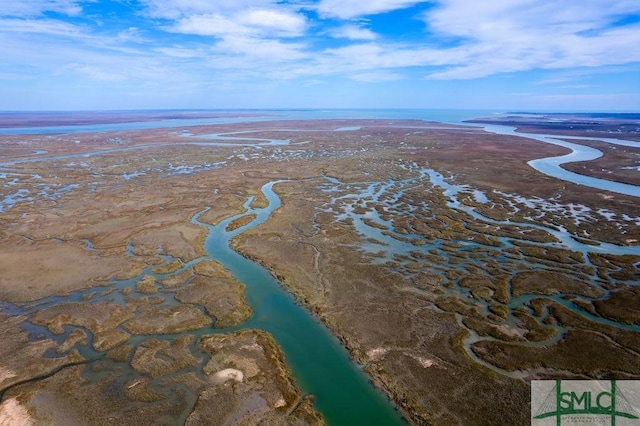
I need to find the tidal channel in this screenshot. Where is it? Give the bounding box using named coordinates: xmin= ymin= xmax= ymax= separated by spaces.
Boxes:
xmin=192 ymin=180 xmax=405 ymax=425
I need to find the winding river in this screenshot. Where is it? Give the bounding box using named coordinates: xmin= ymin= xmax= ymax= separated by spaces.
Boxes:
xmin=192 ymin=182 xmax=405 ymax=425
xmin=477 ymin=124 xmax=640 ymax=197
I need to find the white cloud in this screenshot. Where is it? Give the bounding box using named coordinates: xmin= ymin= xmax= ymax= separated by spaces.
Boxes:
xmin=240 ymin=9 xmax=306 ymax=36
xmin=350 ymin=71 xmax=403 ymax=82
xmin=140 ymin=0 xmax=278 ymax=19
xmin=0 ymin=22 xmax=174 ymax=86
xmin=319 ymin=42 xmax=464 ymax=72
xmin=146 ymin=0 xmax=640 ymax=84
xmin=214 ymin=36 xmax=309 ymax=62
xmin=65 ymin=64 xmax=127 ymax=81
xmin=170 ymin=14 xmax=248 ymax=36
xmin=315 ymin=0 xmax=429 ymax=19
xmin=420 ymin=0 xmax=640 ymax=79
xmin=0 ymin=0 xmax=84 ymax=17
xmin=169 ymin=8 xmax=306 ymax=38
xmin=160 ymin=5 xmax=309 ymax=74
xmin=425 ymin=0 xmax=640 ymax=39
xmin=0 ymin=18 xmax=85 ymax=37
xmin=154 ymin=46 xmax=208 ymax=58
xmin=329 ymin=25 xmax=378 ymax=40
xmin=116 ymin=27 xmax=148 ymax=44
xmin=535 ymin=66 xmax=633 ymax=85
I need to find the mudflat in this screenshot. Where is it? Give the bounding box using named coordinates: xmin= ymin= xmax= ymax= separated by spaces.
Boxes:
xmin=1 ymin=114 xmax=638 ymax=424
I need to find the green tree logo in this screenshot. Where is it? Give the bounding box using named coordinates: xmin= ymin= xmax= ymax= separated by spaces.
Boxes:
xmin=533 ymin=380 xmax=639 ymax=425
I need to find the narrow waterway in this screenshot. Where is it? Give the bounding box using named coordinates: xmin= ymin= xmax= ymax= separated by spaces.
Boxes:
xmin=317 ymin=164 xmax=640 ymax=379
xmin=193 ymin=180 xmax=405 ymax=425
xmin=478 ymin=124 xmax=640 ymax=197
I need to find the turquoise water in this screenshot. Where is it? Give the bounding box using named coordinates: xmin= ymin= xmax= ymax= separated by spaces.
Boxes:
xmin=194 ymin=182 xmax=405 ymax=425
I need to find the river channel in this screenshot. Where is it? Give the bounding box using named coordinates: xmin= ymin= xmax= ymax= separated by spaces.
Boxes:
xmin=477 ymin=124 xmax=640 ymax=197
xmin=192 ymin=181 xmax=405 ymax=425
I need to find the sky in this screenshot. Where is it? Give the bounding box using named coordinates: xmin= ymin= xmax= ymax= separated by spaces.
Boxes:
xmin=1 ymin=0 xmax=639 ymax=111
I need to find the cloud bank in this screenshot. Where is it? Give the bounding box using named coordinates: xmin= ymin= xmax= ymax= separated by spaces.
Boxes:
xmin=1 ymin=0 xmax=639 ymax=109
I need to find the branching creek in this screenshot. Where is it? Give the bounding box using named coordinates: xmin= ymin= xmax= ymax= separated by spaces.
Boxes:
xmin=317 ymin=164 xmax=640 ymax=379
xmin=1 ymin=117 xmax=639 ymax=423
xmin=0 ymin=176 xmax=405 ymax=425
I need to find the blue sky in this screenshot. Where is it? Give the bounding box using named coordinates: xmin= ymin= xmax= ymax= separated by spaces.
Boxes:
xmin=1 ymin=0 xmax=639 ymax=111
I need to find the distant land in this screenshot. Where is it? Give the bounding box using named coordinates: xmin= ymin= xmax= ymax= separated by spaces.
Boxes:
xmin=0 ymin=110 xmax=267 ymax=128
xmin=467 ymin=111 xmax=640 ymax=137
